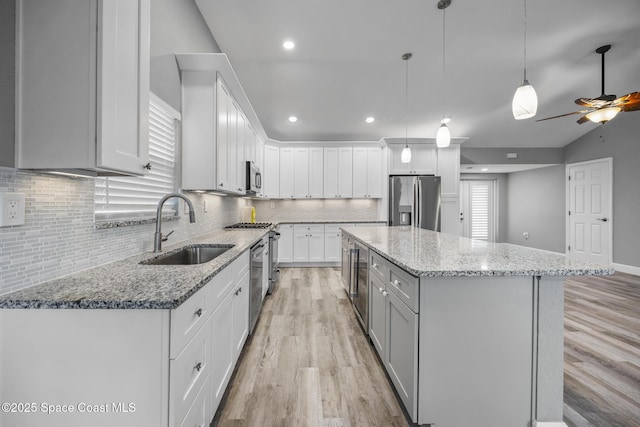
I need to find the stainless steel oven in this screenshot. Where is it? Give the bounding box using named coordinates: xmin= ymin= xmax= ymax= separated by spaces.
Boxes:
xmin=268 ymin=225 xmax=280 ymax=294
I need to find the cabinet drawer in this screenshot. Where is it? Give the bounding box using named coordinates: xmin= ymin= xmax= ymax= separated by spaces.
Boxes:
xmin=180 ymin=372 xmax=211 ymax=427
xmin=232 ymin=250 xmax=250 ymax=282
xmin=369 ymin=251 xmax=388 ymax=282
xmin=170 ymin=318 xmax=211 ymax=427
xmin=388 ymin=264 xmax=420 ymax=313
xmin=170 ymin=285 xmax=209 ymax=358
xmin=294 ymin=224 xmax=325 ymax=234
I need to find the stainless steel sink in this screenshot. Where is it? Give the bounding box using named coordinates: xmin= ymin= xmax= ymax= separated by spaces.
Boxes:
xmin=142 ymin=245 xmax=233 ymax=265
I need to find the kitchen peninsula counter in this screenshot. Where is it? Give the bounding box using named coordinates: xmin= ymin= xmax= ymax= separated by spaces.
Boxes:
xmin=0 ymin=228 xmax=270 ymax=310
xmin=341 ymin=225 xmax=612 ymax=427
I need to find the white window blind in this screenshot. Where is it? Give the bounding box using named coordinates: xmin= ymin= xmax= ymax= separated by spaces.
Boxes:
xmin=470 ymin=183 xmax=490 ymax=241
xmin=95 ymin=94 xmax=180 ymax=220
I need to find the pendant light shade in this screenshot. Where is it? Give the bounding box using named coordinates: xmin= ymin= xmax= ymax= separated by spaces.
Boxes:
xmin=512 ymin=80 xmax=538 ymax=120
xmin=512 ymin=0 xmax=537 ymax=120
xmin=436 ymin=122 xmax=451 ymax=148
xmin=585 ymin=106 xmax=621 ymax=124
xmin=401 ymin=145 xmax=412 ymax=163
xmin=401 ymin=53 xmax=412 ymax=163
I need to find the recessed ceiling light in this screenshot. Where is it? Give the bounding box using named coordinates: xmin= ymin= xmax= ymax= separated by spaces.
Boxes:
xmin=283 ymin=40 xmax=295 ymax=50
xmin=481 ymin=168 xmax=489 ymax=172
xmin=288 ymin=116 xmax=298 ymax=123
xmin=365 ymin=117 xmax=375 ymax=123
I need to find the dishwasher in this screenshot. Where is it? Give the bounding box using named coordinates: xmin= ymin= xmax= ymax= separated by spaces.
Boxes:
xmin=249 ymin=241 xmax=265 ymax=335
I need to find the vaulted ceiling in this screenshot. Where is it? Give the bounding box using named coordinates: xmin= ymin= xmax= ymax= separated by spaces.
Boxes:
xmin=195 ymin=0 xmax=640 ymax=148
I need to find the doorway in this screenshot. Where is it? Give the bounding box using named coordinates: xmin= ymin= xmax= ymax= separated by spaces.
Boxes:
xmin=460 ymin=180 xmax=497 ymax=242
xmin=566 ymin=158 xmax=613 ymax=264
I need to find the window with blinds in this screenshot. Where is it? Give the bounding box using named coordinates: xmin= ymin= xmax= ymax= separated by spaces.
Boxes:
xmin=461 ymin=180 xmax=496 ymax=242
xmin=95 ymin=94 xmax=180 ymax=220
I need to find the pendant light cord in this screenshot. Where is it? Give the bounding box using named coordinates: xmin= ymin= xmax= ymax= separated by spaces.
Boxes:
xmin=405 ymin=55 xmax=409 ymax=145
xmin=442 ymin=8 xmax=446 ymax=118
xmin=523 ymin=0 xmax=528 ymax=81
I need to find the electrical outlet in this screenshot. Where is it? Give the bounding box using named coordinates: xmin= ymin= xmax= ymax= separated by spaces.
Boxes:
xmin=0 ymin=193 xmax=26 ymax=227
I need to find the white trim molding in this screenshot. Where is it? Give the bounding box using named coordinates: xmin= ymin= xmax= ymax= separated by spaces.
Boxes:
xmin=612 ymin=263 xmax=640 ymax=276
xmin=533 ymin=422 xmax=568 ymax=427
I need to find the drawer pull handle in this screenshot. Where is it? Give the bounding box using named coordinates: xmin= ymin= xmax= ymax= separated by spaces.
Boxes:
xmin=195 ymin=308 xmax=203 ymax=317
xmin=194 ymin=362 xmax=203 ymax=372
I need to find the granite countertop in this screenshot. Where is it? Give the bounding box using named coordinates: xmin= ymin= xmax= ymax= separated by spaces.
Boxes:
xmin=342 ymin=226 xmax=614 ymax=278
xmin=0 ymin=228 xmax=270 ymax=310
xmin=276 ymin=220 xmax=386 ymax=225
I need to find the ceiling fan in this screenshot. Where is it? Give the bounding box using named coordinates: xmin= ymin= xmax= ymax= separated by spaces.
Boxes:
xmin=537 ymin=44 xmax=640 ymax=124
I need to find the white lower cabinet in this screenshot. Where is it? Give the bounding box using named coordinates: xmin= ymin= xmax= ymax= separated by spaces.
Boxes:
xmin=293 ymin=224 xmax=325 ymax=262
xmin=369 ymin=254 xmax=419 ymax=422
xmin=278 ymin=224 xmax=294 ymax=263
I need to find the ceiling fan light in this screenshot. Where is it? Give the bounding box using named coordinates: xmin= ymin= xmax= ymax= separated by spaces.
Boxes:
xmin=512 ymin=80 xmax=538 ymax=120
xmin=585 ymin=106 xmax=621 ymax=124
xmin=436 ymin=123 xmax=451 ymax=148
xmin=401 ymin=145 xmax=412 ymax=163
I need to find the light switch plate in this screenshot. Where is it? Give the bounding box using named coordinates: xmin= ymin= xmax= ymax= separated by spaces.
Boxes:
xmin=0 ymin=193 xmax=26 ymax=227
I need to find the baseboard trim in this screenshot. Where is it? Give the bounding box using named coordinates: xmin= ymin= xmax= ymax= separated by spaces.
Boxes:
xmin=533 ymin=422 xmax=568 ymax=427
xmin=612 ymin=263 xmax=640 ymax=276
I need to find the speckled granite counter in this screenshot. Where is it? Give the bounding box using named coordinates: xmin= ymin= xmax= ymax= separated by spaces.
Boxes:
xmin=342 ymin=225 xmax=613 ymax=277
xmin=0 ymin=228 xmax=269 ymax=309
xmin=276 ymin=220 xmax=385 ymax=224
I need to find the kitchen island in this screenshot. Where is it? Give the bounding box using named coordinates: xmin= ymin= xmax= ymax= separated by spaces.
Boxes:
xmin=341 ymin=225 xmax=613 ymax=427
xmin=0 ymin=227 xmax=270 ymax=427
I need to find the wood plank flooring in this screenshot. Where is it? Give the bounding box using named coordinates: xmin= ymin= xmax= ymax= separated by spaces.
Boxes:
xmin=213 ymin=267 xmax=409 ymax=427
xmin=564 ymin=272 xmax=640 ymax=427
xmin=213 ymin=268 xmax=640 ymax=427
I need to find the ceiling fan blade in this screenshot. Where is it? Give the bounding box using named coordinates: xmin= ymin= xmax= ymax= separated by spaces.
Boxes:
xmin=575 ymin=97 xmax=612 ymax=108
xmin=536 ymin=110 xmax=589 ymax=122
xmin=577 ymin=115 xmax=591 ymax=124
xmin=613 ymin=92 xmax=640 ymax=112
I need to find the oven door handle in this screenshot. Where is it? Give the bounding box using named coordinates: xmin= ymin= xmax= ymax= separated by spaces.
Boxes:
xmin=349 ymin=248 xmax=358 ymax=298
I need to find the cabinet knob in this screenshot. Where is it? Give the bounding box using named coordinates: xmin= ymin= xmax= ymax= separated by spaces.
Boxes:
xmin=393 ymin=279 xmax=400 ymax=285
xmin=373 ymin=263 xmax=378 ymax=268
xmin=143 ymin=162 xmax=152 ymax=171
xmin=195 ymin=308 xmax=203 ymax=317
xmin=378 ymin=287 xmax=384 ymax=293
xmin=220 ymin=183 xmax=224 ymax=187
xmin=382 ymin=290 xmax=388 ymax=297
xmin=194 ymin=362 xmax=203 ymax=372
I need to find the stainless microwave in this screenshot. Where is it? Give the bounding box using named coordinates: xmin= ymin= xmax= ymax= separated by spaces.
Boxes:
xmin=246 ymin=161 xmax=262 ymax=195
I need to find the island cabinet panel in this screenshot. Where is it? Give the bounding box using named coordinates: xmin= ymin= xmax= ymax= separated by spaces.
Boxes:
xmin=369 ymin=273 xmax=387 ymax=357
xmin=418 ymin=276 xmax=534 ymax=427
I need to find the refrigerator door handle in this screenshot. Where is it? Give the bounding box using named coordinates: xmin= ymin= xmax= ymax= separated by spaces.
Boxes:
xmin=414 ymin=178 xmax=421 ymax=228
xmin=389 ymin=179 xmax=395 ymax=226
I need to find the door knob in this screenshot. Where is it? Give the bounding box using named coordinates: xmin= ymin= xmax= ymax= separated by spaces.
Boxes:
xmin=596 ymin=217 xmax=609 ymax=222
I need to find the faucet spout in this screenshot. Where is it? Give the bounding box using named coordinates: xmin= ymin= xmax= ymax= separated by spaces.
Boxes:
xmin=154 ymin=193 xmax=196 ymax=253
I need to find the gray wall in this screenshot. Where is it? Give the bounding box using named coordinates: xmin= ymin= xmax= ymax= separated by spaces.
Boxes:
xmin=0 ymin=0 xmax=15 ymax=167
xmin=461 ymin=147 xmax=563 ymax=166
xmin=505 ymin=165 xmax=566 ymax=253
xmin=150 ymin=0 xmax=220 ymax=110
xmin=564 ymin=113 xmax=640 ymax=268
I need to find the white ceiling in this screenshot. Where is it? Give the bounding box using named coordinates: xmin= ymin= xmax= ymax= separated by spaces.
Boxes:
xmin=194 ymin=0 xmax=640 ymax=148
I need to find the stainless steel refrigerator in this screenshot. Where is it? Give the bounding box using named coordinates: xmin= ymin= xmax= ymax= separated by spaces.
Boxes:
xmin=388 ymin=175 xmax=441 ymax=231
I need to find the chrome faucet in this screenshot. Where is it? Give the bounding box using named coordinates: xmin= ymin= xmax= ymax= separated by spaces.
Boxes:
xmin=154 ymin=193 xmax=196 ymax=253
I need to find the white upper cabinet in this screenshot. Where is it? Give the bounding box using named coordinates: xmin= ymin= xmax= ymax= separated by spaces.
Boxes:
xmin=293 ymin=148 xmax=310 ymax=198
xmin=177 ymin=54 xmax=268 ymax=193
xmin=389 ymin=143 xmax=437 ymax=175
xmin=263 ymin=145 xmax=279 ymax=198
xmin=324 ymin=147 xmax=353 ymax=198
xmin=437 ymin=143 xmax=461 ymax=198
xmin=294 ymin=147 xmax=323 ymax=198
xmin=279 ymin=147 xmax=295 ymax=199
xmin=16 ymin=0 xmax=150 ymax=176
xmin=353 ymin=147 xmax=383 ymax=198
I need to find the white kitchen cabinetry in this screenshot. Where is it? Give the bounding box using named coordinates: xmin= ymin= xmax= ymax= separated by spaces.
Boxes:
xmin=279 ymin=147 xmax=295 ymax=199
xmin=389 ymin=143 xmax=437 ymax=175
xmin=0 ymin=250 xmax=252 ymax=427
xmin=437 ymin=143 xmax=460 ymax=198
xmin=278 ymin=224 xmax=294 ymax=263
xmin=324 ymin=147 xmax=353 ymax=198
xmin=294 ymin=148 xmax=324 ymax=198
xmin=293 ymin=224 xmax=325 ymax=262
xmin=368 ymin=254 xmax=419 ymax=422
xmin=16 ymin=0 xmax=150 ymax=176
xmin=215 ymin=80 xmax=245 ymax=194
xmin=263 ymin=145 xmax=280 ymax=198
xmin=353 ymin=147 xmax=383 ymax=198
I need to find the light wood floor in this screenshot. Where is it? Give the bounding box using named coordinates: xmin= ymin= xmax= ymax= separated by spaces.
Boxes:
xmin=564 ymin=272 xmax=640 ymax=427
xmin=213 ymin=267 xmax=409 ymax=427
xmin=213 ymin=268 xmax=640 ymax=427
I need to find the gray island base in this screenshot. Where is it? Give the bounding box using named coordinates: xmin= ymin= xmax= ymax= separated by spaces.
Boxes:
xmin=341 ymin=225 xmax=612 ymax=427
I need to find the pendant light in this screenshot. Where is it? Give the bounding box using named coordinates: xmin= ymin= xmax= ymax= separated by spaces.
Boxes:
xmin=436 ymin=0 xmax=451 ymax=148
xmin=401 ymin=53 xmax=412 ymax=163
xmin=512 ymin=0 xmax=538 ymax=120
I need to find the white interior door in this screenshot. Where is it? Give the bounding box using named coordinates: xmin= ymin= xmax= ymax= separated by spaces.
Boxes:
xmin=460 ymin=180 xmax=496 ymax=242
xmin=567 ymin=158 xmax=612 ymax=264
